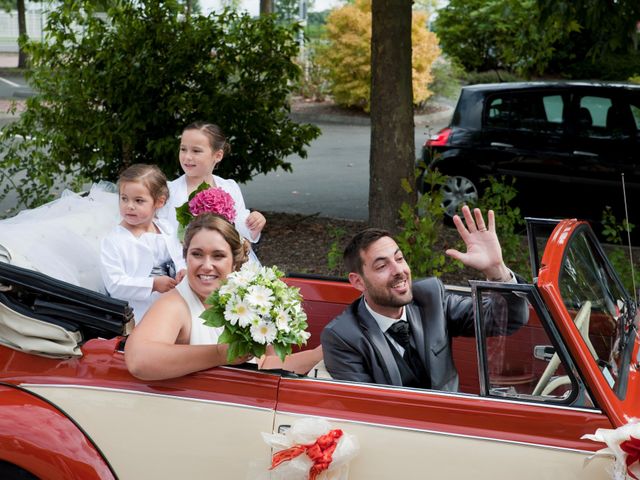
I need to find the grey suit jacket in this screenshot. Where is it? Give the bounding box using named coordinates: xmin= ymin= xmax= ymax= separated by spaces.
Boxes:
xmin=321 ymin=277 xmax=528 ymax=391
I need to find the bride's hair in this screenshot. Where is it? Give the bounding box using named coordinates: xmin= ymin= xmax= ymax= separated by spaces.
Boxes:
xmin=118 ymin=164 xmax=169 ymax=204
xmin=183 ymin=213 xmax=249 ymax=269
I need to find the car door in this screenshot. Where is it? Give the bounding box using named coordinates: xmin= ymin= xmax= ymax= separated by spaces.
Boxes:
xmin=272 ymin=285 xmax=614 ymax=479
xmin=17 ymin=349 xmax=279 ymax=479
xmin=481 ymin=89 xmax=576 ymax=218
xmin=565 ymin=89 xmax=640 ymax=225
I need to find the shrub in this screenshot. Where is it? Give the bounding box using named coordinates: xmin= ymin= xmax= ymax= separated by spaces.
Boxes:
xmin=428 ymin=56 xmax=464 ymax=101
xmin=465 ymin=69 xmax=524 ymax=85
xmin=600 ymin=206 xmax=640 ymax=296
xmin=396 ymin=166 xmax=463 ymax=278
xmin=320 ymin=0 xmax=440 ymax=111
xmin=0 ymin=0 xmax=320 ymax=211
xmin=476 ymin=176 xmax=530 ymax=279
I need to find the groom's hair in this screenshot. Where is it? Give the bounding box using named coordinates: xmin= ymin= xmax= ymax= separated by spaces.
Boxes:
xmin=343 ymin=228 xmax=391 ymax=274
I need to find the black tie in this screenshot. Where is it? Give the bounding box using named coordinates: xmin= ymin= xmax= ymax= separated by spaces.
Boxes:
xmin=387 ymin=321 xmax=430 ymax=388
xmin=387 ymin=321 xmax=411 ymax=351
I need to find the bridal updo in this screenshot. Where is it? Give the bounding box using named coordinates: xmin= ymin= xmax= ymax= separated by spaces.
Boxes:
xmin=182 ymin=213 xmax=249 ymax=270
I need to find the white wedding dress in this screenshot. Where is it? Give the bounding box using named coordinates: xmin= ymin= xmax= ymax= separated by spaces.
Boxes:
xmin=0 ymin=182 xmax=120 ymax=294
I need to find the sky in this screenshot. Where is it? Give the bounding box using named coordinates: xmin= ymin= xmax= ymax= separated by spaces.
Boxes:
xmin=199 ymin=0 xmax=344 ymax=16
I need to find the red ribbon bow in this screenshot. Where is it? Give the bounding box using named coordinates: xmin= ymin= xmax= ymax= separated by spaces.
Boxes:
xmin=621 ymin=436 xmax=640 ymax=480
xmin=270 ymin=429 xmax=344 ymax=480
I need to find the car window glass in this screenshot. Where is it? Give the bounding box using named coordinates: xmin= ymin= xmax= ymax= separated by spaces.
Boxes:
xmin=580 ymin=96 xmax=611 ymax=128
xmin=542 ymin=95 xmax=564 ymax=124
xmin=486 ymin=97 xmax=509 ymax=128
xmin=477 ymin=287 xmax=593 ymax=407
xmin=486 ymin=92 xmax=565 ymax=133
xmin=559 ymin=230 xmax=630 ymax=397
xmin=629 ymin=104 xmax=640 ymax=129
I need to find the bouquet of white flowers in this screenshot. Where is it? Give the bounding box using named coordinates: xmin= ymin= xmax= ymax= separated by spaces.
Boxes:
xmin=201 ymin=262 xmax=310 ymax=362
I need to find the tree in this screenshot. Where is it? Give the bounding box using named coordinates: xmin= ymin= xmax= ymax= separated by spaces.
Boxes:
xmin=369 ymin=0 xmax=415 ymax=231
xmin=540 ymin=0 xmax=640 ymax=61
xmin=260 ymin=0 xmax=273 ymax=15
xmin=1 ymin=0 xmax=27 ymax=68
xmin=434 ymin=0 xmax=565 ymax=76
xmin=0 ymin=0 xmax=320 ymax=210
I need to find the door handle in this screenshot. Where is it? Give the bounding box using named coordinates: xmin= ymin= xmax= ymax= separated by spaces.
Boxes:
xmin=277 ymin=424 xmax=291 ymax=434
xmin=490 ymin=142 xmax=513 ymax=148
xmin=573 ymin=150 xmax=598 ymax=157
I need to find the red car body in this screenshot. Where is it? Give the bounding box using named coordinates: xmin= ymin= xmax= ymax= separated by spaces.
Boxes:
xmin=0 ymin=218 xmax=637 ymax=479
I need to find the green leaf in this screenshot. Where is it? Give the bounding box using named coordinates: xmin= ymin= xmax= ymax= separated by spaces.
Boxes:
xmin=201 ymin=308 xmax=225 ymax=328
xmin=218 ymin=327 xmax=235 ymax=344
xmin=273 ymin=342 xmax=291 ymax=363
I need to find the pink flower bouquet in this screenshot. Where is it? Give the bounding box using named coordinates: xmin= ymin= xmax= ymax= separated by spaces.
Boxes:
xmin=175 ymin=182 xmax=236 ymax=240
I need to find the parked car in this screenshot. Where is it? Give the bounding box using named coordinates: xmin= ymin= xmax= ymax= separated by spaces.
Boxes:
xmin=422 ymin=82 xmax=640 ymax=232
xmin=0 ymin=208 xmax=638 ymax=478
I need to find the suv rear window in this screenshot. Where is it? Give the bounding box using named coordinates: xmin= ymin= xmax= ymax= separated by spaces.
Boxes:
xmin=485 ymin=92 xmax=566 ymax=133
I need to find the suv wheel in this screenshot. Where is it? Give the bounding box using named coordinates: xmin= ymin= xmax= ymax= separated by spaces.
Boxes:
xmin=441 ymin=175 xmax=478 ymax=217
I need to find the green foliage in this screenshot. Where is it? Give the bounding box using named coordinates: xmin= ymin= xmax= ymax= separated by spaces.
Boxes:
xmin=540 ymin=0 xmax=640 ymax=64
xmin=562 ymin=53 xmax=640 ymax=81
xmin=396 ymin=166 xmax=463 ymax=278
xmin=476 ymin=176 xmax=530 ymax=278
xmin=464 ymin=69 xmax=524 ymax=85
xmin=0 ymin=0 xmax=320 ymax=211
xmin=434 ymin=0 xmax=566 ymax=76
xmin=326 ymin=226 xmax=346 ymax=276
xmin=600 ymin=206 xmax=640 ymax=295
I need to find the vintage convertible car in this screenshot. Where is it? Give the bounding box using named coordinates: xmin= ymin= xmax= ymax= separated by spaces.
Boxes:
xmin=0 ymin=193 xmax=637 ymax=479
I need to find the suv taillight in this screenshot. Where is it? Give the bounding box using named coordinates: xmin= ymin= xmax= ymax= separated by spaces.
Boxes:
xmin=426 ymin=127 xmax=451 ymax=147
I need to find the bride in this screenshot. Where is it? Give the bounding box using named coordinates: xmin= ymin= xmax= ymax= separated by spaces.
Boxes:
xmin=125 ymin=213 xmax=322 ymax=381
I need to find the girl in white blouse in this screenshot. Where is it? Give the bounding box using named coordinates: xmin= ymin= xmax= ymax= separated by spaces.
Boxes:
xmin=100 ymin=164 xmax=186 ymax=324
xmin=158 ymin=122 xmax=266 ymax=258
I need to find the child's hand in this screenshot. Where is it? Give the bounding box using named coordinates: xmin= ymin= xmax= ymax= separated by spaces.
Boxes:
xmin=246 ymin=211 xmax=266 ymax=238
xmin=175 ymin=269 xmax=186 ymax=283
xmin=153 ymin=275 xmax=177 ymax=293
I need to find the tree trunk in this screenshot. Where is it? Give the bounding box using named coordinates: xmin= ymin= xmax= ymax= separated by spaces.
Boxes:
xmin=17 ymin=0 xmax=28 ymax=68
xmin=260 ymin=0 xmax=274 ymax=15
xmin=369 ymin=0 xmax=415 ymax=232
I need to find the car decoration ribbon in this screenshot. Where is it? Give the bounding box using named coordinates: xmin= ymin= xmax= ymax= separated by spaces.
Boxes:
xmin=270 ymin=429 xmax=343 ymax=479
xmin=262 ymin=418 xmax=359 ymax=480
xmin=582 ymin=419 xmax=640 ymax=480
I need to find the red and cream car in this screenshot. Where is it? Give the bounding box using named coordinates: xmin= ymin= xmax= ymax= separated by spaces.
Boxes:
xmin=0 ymin=217 xmax=638 ymax=479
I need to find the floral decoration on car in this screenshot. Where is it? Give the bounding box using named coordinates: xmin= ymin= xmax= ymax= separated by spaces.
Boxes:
xmin=200 ymin=261 xmax=310 ymax=362
xmin=262 ymin=418 xmax=359 ymax=480
xmin=175 ymin=181 xmax=236 ymax=239
xmin=583 ymin=420 xmax=640 ymax=479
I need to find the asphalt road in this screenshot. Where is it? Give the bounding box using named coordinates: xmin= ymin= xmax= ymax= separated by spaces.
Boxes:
xmin=242 ymin=122 xmax=442 ymax=221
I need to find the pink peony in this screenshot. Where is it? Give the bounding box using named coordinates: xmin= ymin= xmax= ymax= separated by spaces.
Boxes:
xmin=188 ymin=187 xmax=236 ymax=223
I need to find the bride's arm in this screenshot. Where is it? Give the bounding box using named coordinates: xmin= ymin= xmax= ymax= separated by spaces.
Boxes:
xmin=258 ymin=345 xmax=323 ymax=375
xmin=124 ymin=291 xmax=245 ymax=381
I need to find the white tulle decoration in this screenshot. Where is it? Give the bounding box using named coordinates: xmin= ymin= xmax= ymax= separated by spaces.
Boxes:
xmin=582 ymin=418 xmax=640 ymax=480
xmin=261 ymin=418 xmax=359 ymax=480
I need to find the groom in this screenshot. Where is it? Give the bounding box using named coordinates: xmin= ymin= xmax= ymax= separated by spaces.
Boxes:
xmin=320 ymin=206 xmax=528 ymax=391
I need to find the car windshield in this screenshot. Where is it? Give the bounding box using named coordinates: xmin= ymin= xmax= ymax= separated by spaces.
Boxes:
xmin=558 ymin=229 xmax=636 ymax=397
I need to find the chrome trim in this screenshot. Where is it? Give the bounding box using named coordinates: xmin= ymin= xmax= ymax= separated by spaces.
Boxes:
xmin=21 ymin=383 xmax=274 ymax=413
xmin=281 ymin=376 xmax=602 ymax=413
xmin=276 ymin=410 xmax=598 ymax=455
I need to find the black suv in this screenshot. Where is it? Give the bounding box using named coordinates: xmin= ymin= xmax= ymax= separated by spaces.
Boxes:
xmin=423 ymin=82 xmax=640 ymax=231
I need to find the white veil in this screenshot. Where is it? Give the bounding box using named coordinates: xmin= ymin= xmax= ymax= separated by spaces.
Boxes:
xmin=0 ymin=182 xmax=120 ymax=294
